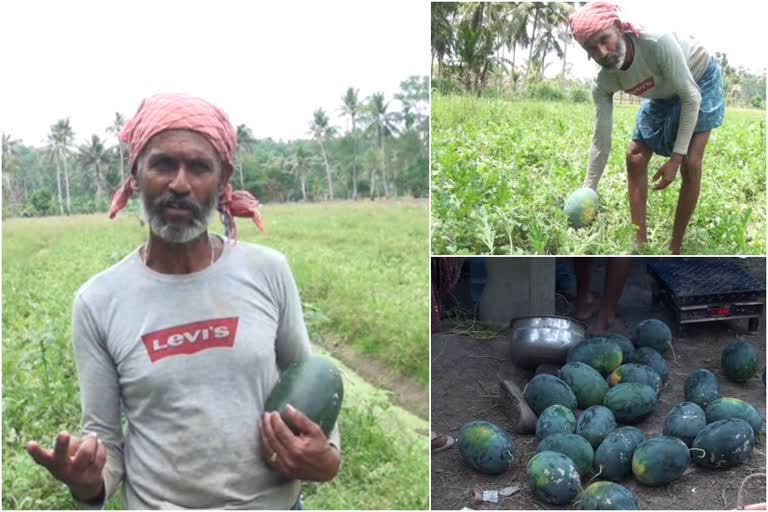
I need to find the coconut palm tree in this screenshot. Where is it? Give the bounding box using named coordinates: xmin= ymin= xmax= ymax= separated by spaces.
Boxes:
xmin=431 ymin=2 xmax=458 ymax=77
xmin=2 ymin=133 xmax=21 ymax=208
xmin=282 ymin=143 xmax=321 ymax=201
xmin=47 ymin=118 xmax=75 ymax=215
xmin=105 ymin=112 xmax=126 ymax=184
xmin=78 ymin=135 xmax=112 ymax=204
xmin=340 ymin=87 xmax=361 ymax=200
xmin=309 ymin=109 xmax=335 ymax=200
xmin=365 ymin=93 xmax=399 ymax=198
xmin=236 ymin=124 xmax=256 ymax=190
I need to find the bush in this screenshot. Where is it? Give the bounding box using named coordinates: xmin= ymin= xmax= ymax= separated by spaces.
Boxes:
xmin=432 ymin=76 xmax=463 ymax=95
xmin=28 ymin=189 xmax=53 ymax=215
xmin=570 ymin=87 xmax=591 ymax=103
xmin=750 ymin=96 xmax=765 ymax=109
xmin=529 ymin=82 xmax=565 ymax=101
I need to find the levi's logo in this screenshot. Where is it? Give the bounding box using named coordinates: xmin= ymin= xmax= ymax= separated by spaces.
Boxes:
xmin=141 ymin=317 xmax=239 ymax=363
xmin=625 ymin=77 xmax=656 ymax=96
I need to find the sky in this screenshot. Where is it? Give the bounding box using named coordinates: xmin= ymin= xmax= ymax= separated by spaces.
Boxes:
xmin=1 ymin=0 xmax=429 ymax=147
xmin=555 ymin=0 xmax=767 ymax=81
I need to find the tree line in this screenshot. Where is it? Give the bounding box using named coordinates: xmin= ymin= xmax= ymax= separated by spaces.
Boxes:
xmin=432 ymin=2 xmax=766 ymax=109
xmin=1 ymin=76 xmax=428 ymax=218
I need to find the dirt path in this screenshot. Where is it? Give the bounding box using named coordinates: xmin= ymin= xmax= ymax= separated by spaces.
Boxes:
xmin=431 ymin=259 xmax=766 ymax=510
xmin=322 ymin=341 xmax=428 ymax=420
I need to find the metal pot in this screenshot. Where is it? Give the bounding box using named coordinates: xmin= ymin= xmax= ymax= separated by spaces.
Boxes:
xmin=508 ymin=316 xmax=586 ymax=368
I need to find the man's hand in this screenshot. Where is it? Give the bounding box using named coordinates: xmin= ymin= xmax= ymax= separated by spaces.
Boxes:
xmin=651 ymin=154 xmax=684 ymax=190
xmin=260 ymin=405 xmax=340 ymax=482
xmin=26 ymin=432 xmax=106 ymax=502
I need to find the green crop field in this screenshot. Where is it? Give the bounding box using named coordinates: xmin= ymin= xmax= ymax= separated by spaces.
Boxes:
xmin=2 ymin=200 xmax=429 ymax=510
xmin=431 ymin=95 xmax=766 ymax=255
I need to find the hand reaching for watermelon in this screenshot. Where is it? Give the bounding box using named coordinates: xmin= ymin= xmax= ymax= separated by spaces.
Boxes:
xmin=26 ymin=432 xmax=106 ymax=503
xmin=260 ymin=404 xmax=340 ymax=482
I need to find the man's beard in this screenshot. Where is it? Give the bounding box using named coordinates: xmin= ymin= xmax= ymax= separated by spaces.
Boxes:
xmin=140 ymin=190 xmax=218 ymax=243
xmin=599 ymin=34 xmax=627 ymax=70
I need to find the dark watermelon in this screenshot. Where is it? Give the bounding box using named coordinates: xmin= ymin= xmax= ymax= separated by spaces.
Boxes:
xmin=593 ymin=427 xmax=645 ymax=481
xmin=629 ymin=347 xmax=669 ymax=383
xmin=614 ymin=426 xmax=646 ymax=446
xmin=523 ymin=374 xmax=578 ymax=416
xmin=631 ymin=436 xmax=690 ymax=486
xmin=457 ymin=421 xmax=515 ymax=474
xmin=662 ymin=402 xmax=707 ymax=447
xmin=536 ymin=404 xmax=577 ymax=441
xmin=558 ymin=362 xmax=610 ymax=409
xmin=527 ymin=451 xmax=581 ymax=505
xmin=603 ymin=383 xmax=657 ymax=424
xmin=705 ymin=397 xmax=764 ymax=435
xmin=581 ymin=481 xmax=638 ymax=510
xmin=605 ymin=334 xmax=635 ymax=362
xmin=721 ymin=340 xmax=759 ymax=383
xmin=265 ymin=355 xmax=343 ymax=436
xmin=631 ymin=319 xmax=672 ymax=354
xmin=567 ymin=338 xmax=623 ymax=375
xmin=607 ymin=363 xmax=662 ymax=394
xmin=684 ymin=368 xmax=720 ymax=410
xmin=577 ymin=405 xmax=617 ymax=449
xmin=564 ymin=187 xmax=599 ymax=228
xmin=691 ymin=418 xmax=755 ymax=468
xmin=536 ymin=433 xmax=594 ymax=476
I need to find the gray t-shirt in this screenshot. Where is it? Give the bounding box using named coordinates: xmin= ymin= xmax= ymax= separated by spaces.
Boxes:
xmin=585 ymin=31 xmax=711 ymax=189
xmin=71 ymin=238 xmax=339 ymax=509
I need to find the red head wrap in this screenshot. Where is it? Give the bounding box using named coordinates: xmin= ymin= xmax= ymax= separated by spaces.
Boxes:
xmin=108 ymin=93 xmax=264 ymax=239
xmin=568 ymin=2 xmax=642 ymax=47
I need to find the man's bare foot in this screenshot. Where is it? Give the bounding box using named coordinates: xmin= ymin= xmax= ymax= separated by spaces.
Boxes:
xmin=589 ymin=316 xmax=627 ymax=336
xmin=574 ymin=293 xmax=600 ymax=320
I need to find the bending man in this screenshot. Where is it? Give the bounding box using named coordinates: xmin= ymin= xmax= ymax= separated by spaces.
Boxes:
xmin=570 ymin=2 xmax=724 ymax=254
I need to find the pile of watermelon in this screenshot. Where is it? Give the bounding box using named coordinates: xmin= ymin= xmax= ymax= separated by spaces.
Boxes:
xmin=455 ymin=322 xmax=765 ymax=509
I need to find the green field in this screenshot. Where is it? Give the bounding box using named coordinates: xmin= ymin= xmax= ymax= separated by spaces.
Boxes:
xmin=431 ymin=95 xmax=766 ymax=255
xmin=2 ymin=200 xmax=429 ymax=509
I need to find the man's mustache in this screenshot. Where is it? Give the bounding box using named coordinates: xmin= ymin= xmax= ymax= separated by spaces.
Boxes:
xmin=153 ymin=194 xmax=203 ymax=217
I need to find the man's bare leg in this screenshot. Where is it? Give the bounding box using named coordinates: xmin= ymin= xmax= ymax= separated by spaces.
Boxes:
xmin=626 ymin=141 xmax=654 ymax=247
xmin=573 ymin=258 xmax=599 ymax=320
xmin=670 ymin=131 xmax=710 ymax=255
xmin=591 ymin=257 xmax=632 ymax=334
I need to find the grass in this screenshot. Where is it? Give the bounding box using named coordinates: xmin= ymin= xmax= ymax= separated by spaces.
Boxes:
xmin=431 ymin=94 xmax=766 ymax=255
xmin=1 ymin=200 xmax=429 ymax=510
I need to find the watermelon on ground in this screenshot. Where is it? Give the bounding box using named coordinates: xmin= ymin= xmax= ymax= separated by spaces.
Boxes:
xmin=631 ymin=319 xmax=672 ymax=354
xmin=536 ymin=404 xmax=577 ymax=441
xmin=527 ymin=451 xmax=581 ymax=505
xmin=684 ymin=368 xmax=720 ymax=410
xmin=691 ymin=418 xmax=755 ymax=468
xmin=457 ymin=421 xmax=516 ymax=474
xmin=567 ymin=338 xmax=623 ymax=375
xmin=721 ymin=340 xmax=759 ymax=383
xmin=581 ymin=481 xmax=638 ymax=510
xmin=564 ymin=187 xmax=598 ymax=228
xmin=577 ymin=405 xmax=617 ymax=449
xmin=558 ymin=362 xmax=609 ymax=409
xmin=593 ymin=427 xmax=645 ymax=481
xmin=632 ymin=436 xmax=690 ymax=486
xmin=536 ymin=432 xmax=594 ymax=476
xmin=705 ymin=397 xmax=764 ymax=435
xmin=523 ymin=374 xmax=578 ymax=416
xmin=603 ymin=383 xmax=657 ymax=424
xmin=662 ymin=402 xmax=707 ymax=447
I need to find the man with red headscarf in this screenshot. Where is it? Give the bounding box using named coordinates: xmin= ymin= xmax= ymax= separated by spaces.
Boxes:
xmin=25 ymin=93 xmax=340 ymax=509
xmin=569 ymin=2 xmax=724 ymax=254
